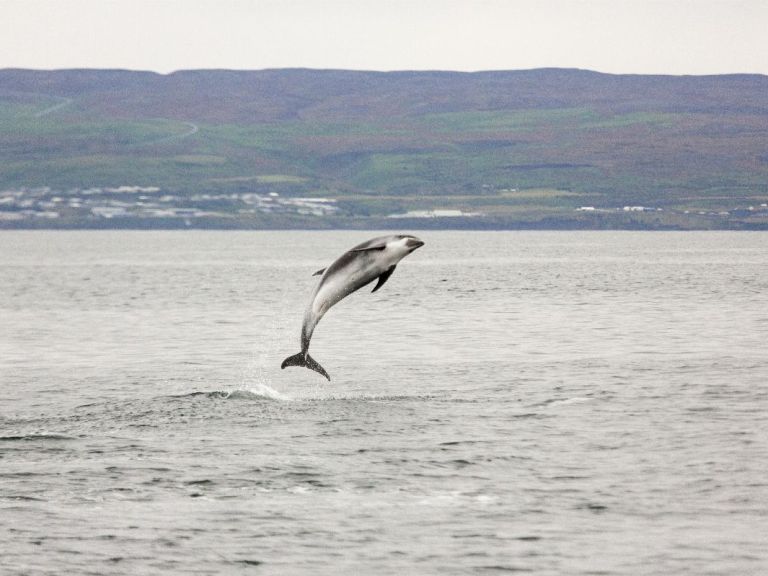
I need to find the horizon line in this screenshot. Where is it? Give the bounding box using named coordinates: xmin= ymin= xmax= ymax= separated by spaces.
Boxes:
xmin=1 ymin=66 xmax=767 ymax=79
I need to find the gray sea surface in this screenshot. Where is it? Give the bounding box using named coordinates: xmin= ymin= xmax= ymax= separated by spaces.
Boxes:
xmin=1 ymin=230 xmax=767 ymax=575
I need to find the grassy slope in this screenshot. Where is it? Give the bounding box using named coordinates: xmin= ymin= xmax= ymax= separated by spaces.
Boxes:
xmin=1 ymin=69 xmax=767 ymax=228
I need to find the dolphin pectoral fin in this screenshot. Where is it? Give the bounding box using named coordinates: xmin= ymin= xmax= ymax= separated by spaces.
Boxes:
xmin=312 ymin=267 xmax=326 ymax=276
xmin=281 ymin=352 xmax=331 ymax=381
xmin=372 ymin=265 xmax=397 ymax=293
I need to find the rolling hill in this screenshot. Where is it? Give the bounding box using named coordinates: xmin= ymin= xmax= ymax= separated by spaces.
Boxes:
xmin=1 ymin=68 xmax=767 ymax=229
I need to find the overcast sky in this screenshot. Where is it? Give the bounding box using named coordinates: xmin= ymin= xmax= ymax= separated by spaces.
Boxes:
xmin=1 ymin=0 xmax=766 ymax=75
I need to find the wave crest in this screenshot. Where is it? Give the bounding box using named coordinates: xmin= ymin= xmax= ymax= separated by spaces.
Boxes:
xmin=170 ymin=384 xmax=289 ymax=402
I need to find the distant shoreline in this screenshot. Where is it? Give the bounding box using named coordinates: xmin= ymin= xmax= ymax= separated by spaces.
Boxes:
xmin=2 ymin=221 xmax=767 ymax=232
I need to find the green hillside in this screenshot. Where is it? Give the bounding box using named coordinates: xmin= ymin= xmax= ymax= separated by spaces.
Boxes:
xmin=1 ymin=68 xmax=767 ymax=229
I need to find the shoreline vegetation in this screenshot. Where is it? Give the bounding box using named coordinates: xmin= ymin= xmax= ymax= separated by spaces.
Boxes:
xmin=1 ymin=68 xmax=767 ymax=230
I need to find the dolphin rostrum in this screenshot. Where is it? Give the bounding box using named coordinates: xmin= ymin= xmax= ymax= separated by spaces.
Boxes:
xmin=281 ymin=234 xmax=425 ymax=381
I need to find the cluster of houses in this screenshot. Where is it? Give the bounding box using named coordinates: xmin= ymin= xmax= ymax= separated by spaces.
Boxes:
xmin=577 ymin=204 xmax=768 ymax=217
xmin=387 ymin=209 xmax=480 ymax=219
xmin=0 ymin=186 xmax=339 ymax=221
xmin=577 ymin=205 xmax=661 ymax=213
xmin=1 ymin=186 xmax=482 ymax=223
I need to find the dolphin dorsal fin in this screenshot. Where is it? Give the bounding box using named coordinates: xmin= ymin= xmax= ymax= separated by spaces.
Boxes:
xmin=372 ymin=265 xmax=397 ymax=293
xmin=312 ymin=267 xmax=326 ymax=276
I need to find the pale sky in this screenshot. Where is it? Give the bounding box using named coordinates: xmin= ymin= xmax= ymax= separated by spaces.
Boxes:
xmin=1 ymin=0 xmax=766 ymax=75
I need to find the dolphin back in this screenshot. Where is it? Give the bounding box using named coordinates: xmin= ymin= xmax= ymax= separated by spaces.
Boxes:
xmin=281 ymin=352 xmax=330 ymax=381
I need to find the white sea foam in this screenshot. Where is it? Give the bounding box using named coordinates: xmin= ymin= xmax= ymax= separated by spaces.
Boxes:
xmin=224 ymin=383 xmax=290 ymax=402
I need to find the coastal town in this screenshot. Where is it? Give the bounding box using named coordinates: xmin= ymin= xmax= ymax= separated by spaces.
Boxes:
xmin=2 ymin=184 xmax=766 ymax=228
xmin=0 ymin=184 xmax=487 ymax=225
xmin=0 ymin=185 xmax=340 ymax=223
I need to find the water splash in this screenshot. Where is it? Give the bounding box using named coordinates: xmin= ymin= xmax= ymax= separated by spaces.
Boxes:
xmin=225 ymin=384 xmax=290 ymax=402
xmin=167 ymin=381 xmax=290 ymax=402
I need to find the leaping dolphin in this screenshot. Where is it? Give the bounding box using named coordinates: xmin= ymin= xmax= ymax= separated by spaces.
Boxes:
xmin=281 ymin=234 xmax=425 ymax=380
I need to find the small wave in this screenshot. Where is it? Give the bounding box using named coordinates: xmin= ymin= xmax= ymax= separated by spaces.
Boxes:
xmin=305 ymin=394 xmax=437 ymax=403
xmin=531 ymin=397 xmax=594 ymax=408
xmin=169 ymin=384 xmax=289 ymax=402
xmin=2 ymin=495 xmax=46 ymax=502
xmin=0 ymin=434 xmax=75 ymax=442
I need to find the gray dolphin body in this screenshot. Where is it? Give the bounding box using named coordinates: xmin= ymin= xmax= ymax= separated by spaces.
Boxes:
xmin=281 ymin=234 xmax=425 ymax=380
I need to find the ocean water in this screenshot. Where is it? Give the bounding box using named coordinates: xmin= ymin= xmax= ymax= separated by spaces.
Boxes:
xmin=1 ymin=230 xmax=767 ymax=575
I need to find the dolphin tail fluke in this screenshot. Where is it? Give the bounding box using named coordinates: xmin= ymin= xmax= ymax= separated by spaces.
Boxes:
xmin=280 ymin=352 xmax=330 ymax=381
